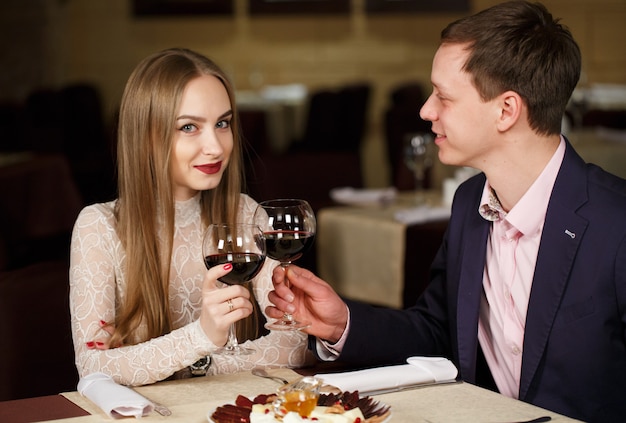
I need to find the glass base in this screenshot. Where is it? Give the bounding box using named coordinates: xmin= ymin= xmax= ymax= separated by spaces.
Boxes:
xmin=213 ymin=345 xmax=255 ymax=355
xmin=410 ymin=188 xmax=427 ymax=206
xmin=265 ymin=317 xmax=311 ymax=331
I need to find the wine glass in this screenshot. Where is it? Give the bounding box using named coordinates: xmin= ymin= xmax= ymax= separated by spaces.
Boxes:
xmin=253 ymin=199 xmax=316 ymax=331
xmin=202 ymin=223 xmax=266 ymax=355
xmin=403 ymin=132 xmax=435 ymax=204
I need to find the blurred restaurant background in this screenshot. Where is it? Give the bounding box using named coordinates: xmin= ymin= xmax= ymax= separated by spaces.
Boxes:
xmin=1 ymin=0 xmax=625 ymax=401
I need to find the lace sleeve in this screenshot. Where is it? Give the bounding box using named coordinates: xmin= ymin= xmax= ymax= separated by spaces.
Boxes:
xmin=69 ymin=204 xmax=216 ymax=386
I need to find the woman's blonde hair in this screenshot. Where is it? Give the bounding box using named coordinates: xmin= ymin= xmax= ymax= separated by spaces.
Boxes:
xmin=111 ymin=48 xmax=260 ymax=348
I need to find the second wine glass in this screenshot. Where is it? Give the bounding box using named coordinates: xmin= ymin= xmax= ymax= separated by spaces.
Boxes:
xmin=254 ymin=199 xmax=316 ymax=331
xmin=202 ymin=223 xmax=266 ymax=355
xmin=403 ymin=132 xmax=435 ymax=204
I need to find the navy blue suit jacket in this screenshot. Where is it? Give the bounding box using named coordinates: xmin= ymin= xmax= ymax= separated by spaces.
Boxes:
xmin=338 ymin=141 xmax=626 ymax=422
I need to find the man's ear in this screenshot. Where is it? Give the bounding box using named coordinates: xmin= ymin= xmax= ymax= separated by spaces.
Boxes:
xmin=496 ymin=91 xmax=523 ymax=132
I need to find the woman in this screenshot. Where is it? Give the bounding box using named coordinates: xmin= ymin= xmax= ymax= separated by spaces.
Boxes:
xmin=69 ymin=48 xmax=312 ymax=386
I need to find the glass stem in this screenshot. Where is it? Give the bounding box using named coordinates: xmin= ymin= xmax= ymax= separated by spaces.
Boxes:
xmin=226 ymin=323 xmax=238 ymax=349
xmin=414 ymin=171 xmax=426 ymax=204
xmin=281 ymin=262 xmax=294 ymax=322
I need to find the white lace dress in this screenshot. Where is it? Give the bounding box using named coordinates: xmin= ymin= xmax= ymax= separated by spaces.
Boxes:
xmin=69 ymin=193 xmax=312 ymax=386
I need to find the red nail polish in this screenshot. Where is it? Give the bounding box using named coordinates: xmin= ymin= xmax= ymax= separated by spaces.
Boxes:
xmin=95 ymin=341 xmax=104 ymax=347
xmin=223 ymin=263 xmax=233 ymax=270
xmin=86 ymin=341 xmax=95 ymax=348
xmin=99 ymin=320 xmax=106 ymax=326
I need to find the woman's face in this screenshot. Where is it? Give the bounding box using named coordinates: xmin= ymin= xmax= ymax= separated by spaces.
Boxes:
xmin=171 ymin=74 xmax=234 ymax=201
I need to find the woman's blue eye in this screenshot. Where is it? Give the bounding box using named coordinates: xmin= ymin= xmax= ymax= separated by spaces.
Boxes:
xmin=217 ymin=119 xmax=231 ymax=129
xmin=180 ymin=123 xmax=196 ymax=132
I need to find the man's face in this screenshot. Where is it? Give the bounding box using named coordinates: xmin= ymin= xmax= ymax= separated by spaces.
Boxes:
xmin=419 ymin=43 xmax=501 ymax=170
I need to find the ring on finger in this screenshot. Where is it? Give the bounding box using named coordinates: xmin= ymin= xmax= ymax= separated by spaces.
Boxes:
xmin=227 ymin=298 xmax=234 ymax=312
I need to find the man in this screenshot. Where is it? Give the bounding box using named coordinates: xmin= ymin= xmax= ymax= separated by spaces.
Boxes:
xmin=266 ymin=1 xmax=626 ymax=422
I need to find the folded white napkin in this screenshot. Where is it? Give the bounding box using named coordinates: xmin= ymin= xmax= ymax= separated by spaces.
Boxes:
xmin=315 ymin=356 xmax=458 ymax=395
xmin=394 ymin=205 xmax=451 ymax=225
xmin=330 ymin=187 xmax=398 ymax=205
xmin=77 ymin=372 xmax=154 ymax=418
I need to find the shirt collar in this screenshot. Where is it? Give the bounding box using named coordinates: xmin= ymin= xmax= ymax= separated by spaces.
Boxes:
xmin=478 ymin=137 xmax=566 ymax=235
xmin=479 ymin=185 xmax=504 ymax=222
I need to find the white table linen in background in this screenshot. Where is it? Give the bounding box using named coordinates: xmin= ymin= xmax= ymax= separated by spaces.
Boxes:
xmin=330 ymin=186 xmax=398 ymax=206
xmin=394 ymin=205 xmax=451 ymax=225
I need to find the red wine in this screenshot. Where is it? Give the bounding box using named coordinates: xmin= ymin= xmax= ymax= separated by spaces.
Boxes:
xmin=204 ymin=253 xmax=265 ymax=285
xmin=264 ymin=231 xmax=315 ymax=263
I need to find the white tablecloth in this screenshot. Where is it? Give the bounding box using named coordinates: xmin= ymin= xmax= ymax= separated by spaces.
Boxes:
xmin=55 ymin=368 xmax=581 ymax=422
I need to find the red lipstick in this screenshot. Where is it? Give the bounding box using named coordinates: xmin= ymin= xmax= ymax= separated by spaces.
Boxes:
xmin=195 ymin=161 xmax=222 ymax=174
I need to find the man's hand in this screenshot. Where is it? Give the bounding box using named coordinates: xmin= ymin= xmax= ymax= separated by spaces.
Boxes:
xmin=267 ymin=265 xmax=348 ymax=343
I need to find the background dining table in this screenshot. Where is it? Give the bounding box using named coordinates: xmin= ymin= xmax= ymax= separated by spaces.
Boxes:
xmin=0 ymin=367 xmax=582 ymax=423
xmin=316 ymin=192 xmax=449 ymax=309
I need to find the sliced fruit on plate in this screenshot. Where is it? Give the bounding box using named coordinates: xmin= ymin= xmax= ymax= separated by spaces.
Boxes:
xmin=210 ymin=391 xmax=390 ymax=423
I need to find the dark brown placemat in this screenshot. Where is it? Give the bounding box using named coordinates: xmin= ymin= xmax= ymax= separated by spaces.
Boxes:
xmin=0 ymin=394 xmax=90 ymax=423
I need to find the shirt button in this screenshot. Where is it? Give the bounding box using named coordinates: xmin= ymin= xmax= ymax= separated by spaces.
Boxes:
xmin=511 ymin=345 xmax=521 ymax=355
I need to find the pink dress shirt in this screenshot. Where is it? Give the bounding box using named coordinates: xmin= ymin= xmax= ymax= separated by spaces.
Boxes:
xmin=477 ymin=138 xmax=565 ymax=398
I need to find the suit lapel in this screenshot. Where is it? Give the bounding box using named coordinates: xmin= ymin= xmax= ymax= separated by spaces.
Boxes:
xmin=519 ymin=142 xmax=589 ymax=400
xmin=456 ymin=193 xmax=491 ymax=383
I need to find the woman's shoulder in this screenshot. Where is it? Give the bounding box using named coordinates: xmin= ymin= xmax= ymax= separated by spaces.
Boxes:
xmin=239 ymin=193 xmax=259 ymax=211
xmin=74 ymin=200 xmax=117 ymax=229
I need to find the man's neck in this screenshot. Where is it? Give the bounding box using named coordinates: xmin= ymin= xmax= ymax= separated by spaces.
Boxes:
xmin=482 ymin=134 xmax=561 ymax=212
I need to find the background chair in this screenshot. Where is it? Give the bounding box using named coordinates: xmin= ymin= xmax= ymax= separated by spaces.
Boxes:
xmin=59 ymin=83 xmax=117 ymax=205
xmin=0 ymin=260 xmax=79 ymax=400
xmin=581 ymin=109 xmax=626 ymax=129
xmin=245 ymin=82 xmax=372 ymax=214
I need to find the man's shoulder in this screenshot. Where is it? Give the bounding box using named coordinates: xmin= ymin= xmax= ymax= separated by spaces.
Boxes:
xmin=567 ymin=164 xmax=626 ymax=226
xmin=585 ymin=163 xmax=626 ymax=198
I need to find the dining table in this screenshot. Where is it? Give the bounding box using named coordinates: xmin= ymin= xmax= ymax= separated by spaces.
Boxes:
xmin=0 ymin=366 xmax=582 ymax=423
xmin=316 ymin=191 xmax=450 ymax=309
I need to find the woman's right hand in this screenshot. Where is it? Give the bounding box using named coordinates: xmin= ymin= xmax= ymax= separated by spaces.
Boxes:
xmin=199 ymin=263 xmax=253 ymax=346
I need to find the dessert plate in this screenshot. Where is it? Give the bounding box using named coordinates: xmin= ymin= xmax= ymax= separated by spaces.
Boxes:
xmin=206 ymin=392 xmax=391 ymax=423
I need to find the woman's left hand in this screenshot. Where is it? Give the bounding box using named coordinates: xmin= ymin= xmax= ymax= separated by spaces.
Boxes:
xmin=199 ymin=263 xmax=254 ymax=346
